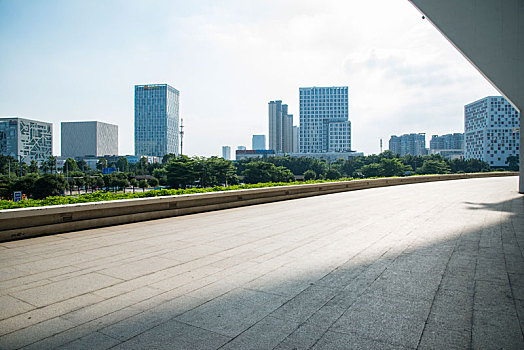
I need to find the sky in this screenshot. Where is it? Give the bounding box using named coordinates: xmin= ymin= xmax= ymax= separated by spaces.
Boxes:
xmin=0 ymin=0 xmax=499 ymax=157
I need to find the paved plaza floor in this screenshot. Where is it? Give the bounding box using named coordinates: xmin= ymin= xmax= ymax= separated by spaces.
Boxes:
xmin=0 ymin=176 xmax=523 ymax=349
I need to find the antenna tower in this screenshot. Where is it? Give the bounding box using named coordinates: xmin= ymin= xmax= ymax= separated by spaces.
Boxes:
xmin=180 ymin=118 xmax=185 ymax=156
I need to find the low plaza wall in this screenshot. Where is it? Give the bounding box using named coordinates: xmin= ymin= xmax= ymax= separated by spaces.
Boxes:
xmin=0 ymin=172 xmax=517 ymax=242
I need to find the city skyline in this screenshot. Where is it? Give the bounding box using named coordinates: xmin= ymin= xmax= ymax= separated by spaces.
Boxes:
xmin=0 ymin=0 xmax=500 ymax=157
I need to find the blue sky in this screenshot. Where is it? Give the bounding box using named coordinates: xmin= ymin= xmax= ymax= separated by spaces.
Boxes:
xmin=0 ymin=0 xmax=498 ymax=157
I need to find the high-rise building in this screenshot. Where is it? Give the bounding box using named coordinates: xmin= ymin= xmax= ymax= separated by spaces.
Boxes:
xmin=430 ymin=133 xmax=464 ymax=151
xmin=389 ymin=133 xmax=427 ymax=156
xmin=252 ymin=135 xmax=266 ymax=150
xmin=222 ymin=146 xmax=231 ymax=160
xmin=0 ymin=117 xmax=52 ymax=164
xmin=134 ymin=84 xmax=179 ymax=157
xmin=237 ymin=146 xmax=246 ymax=151
xmin=465 ymin=96 xmax=520 ymax=167
xmin=268 ymin=101 xmax=294 ymax=153
xmin=429 ymin=133 xmax=464 ymax=159
xmin=61 ymin=121 xmax=118 ymax=158
xmin=299 ymin=86 xmax=351 ymax=153
xmin=292 ymin=126 xmax=299 ymax=153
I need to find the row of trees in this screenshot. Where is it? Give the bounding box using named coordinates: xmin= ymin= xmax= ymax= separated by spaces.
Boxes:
xmin=0 ymin=151 xmax=517 ymax=201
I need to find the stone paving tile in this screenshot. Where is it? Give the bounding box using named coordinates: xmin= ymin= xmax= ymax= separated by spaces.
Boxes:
xmin=331 ymin=294 xmax=432 ymax=348
xmin=19 ymin=307 xmax=140 ymax=350
xmin=0 ymin=317 xmax=75 ymax=350
xmin=0 ymin=293 xmax=104 ymax=337
xmin=55 ymin=331 xmax=120 ymax=350
xmin=61 ymin=286 xmax=161 ymax=325
xmin=175 ymin=288 xmax=288 ymax=337
xmin=0 ymin=295 xmax=35 ymax=320
xmin=311 ymin=330 xmax=409 ymax=350
xmin=112 ymin=319 xmax=231 ymax=350
xmin=270 ymin=284 xmax=339 ymax=323
xmin=12 ymin=273 xmax=121 ymax=307
xmin=219 ymin=316 xmax=299 ymax=350
xmin=98 ymin=295 xmax=203 ymax=342
xmin=0 ymin=177 xmax=522 ymax=349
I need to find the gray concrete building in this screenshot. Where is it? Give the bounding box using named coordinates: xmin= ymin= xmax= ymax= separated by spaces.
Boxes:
xmin=292 ymin=126 xmax=299 ymax=153
xmin=0 ymin=117 xmax=53 ymax=164
xmin=268 ymin=101 xmax=294 ymax=153
xmin=61 ymin=121 xmax=118 ymax=158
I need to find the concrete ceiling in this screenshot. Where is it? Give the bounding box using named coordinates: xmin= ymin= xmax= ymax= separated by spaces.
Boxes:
xmin=409 ymin=0 xmax=524 ymax=113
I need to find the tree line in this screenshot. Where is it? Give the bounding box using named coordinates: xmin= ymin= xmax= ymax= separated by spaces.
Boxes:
xmin=0 ymin=151 xmax=517 ymax=201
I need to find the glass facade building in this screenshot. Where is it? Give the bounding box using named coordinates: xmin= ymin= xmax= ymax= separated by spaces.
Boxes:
xmin=135 ymin=84 xmax=179 ymax=157
xmin=465 ymin=96 xmax=520 ymax=167
xmin=299 ymin=86 xmax=351 ymax=153
xmin=252 ymin=135 xmax=266 ymax=150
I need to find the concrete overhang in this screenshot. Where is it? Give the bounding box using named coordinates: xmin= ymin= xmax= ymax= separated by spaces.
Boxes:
xmin=408 ymin=0 xmax=524 ymax=192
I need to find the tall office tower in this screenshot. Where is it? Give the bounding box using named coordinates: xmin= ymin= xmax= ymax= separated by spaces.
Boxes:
xmin=135 ymin=84 xmax=179 ymax=157
xmin=61 ymin=121 xmax=118 ymax=158
xmin=389 ymin=136 xmax=401 ymax=155
xmin=299 ymin=86 xmax=351 ymax=153
xmin=465 ymin=96 xmax=520 ymax=167
xmin=252 ymin=135 xmax=266 ymax=150
xmin=389 ymin=133 xmax=427 ymax=156
xmin=0 ymin=117 xmax=52 ymax=164
xmin=430 ymin=133 xmax=464 ymax=151
xmin=292 ymin=126 xmax=299 ymax=153
xmin=268 ymin=101 xmax=294 ymax=153
xmin=237 ymin=146 xmax=246 ymax=151
xmin=222 ymin=146 xmax=231 ymax=160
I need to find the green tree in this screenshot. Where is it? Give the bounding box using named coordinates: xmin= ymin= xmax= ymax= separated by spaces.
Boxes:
xmin=380 ymin=158 xmax=409 ymax=177
xmin=361 ymin=163 xmax=382 ymax=178
xmin=152 ymin=168 xmax=168 ymax=185
xmin=325 ymin=168 xmax=342 ymax=180
xmin=77 ymin=160 xmax=89 ymax=173
xmin=416 ymin=159 xmax=450 ymax=175
xmin=32 ymin=174 xmax=66 ymax=199
xmin=116 ymin=157 xmax=129 ymax=172
xmin=130 ymin=178 xmax=137 ymax=193
xmin=200 ymin=156 xmax=238 ymax=187
xmin=97 ymin=158 xmax=108 ymax=171
xmin=148 ymin=177 xmax=159 ymax=188
xmin=242 ymin=162 xmax=294 ymax=184
xmin=0 ymin=174 xmax=13 ymax=199
xmin=63 ymin=158 xmax=79 ymax=174
xmin=505 ymin=155 xmax=519 ymax=171
xmin=138 ymin=179 xmax=148 ymax=192
xmin=12 ymin=174 xmax=39 ymax=197
xmin=41 ymin=156 xmax=57 ymax=174
xmin=95 ymin=176 xmax=105 ymax=190
xmin=29 ymin=160 xmax=40 ymax=174
xmin=166 ymin=156 xmax=199 ymax=189
xmin=304 ymin=169 xmax=317 ymax=181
